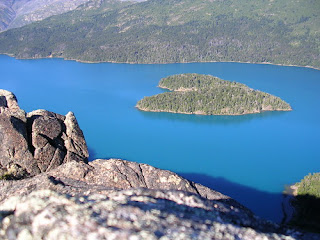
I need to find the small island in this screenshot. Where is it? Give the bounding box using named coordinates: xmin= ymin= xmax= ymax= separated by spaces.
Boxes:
xmin=136 ymin=73 xmax=292 ymax=115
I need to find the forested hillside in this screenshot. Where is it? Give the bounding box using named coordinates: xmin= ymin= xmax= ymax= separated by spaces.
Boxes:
xmin=0 ymin=0 xmax=319 ymax=68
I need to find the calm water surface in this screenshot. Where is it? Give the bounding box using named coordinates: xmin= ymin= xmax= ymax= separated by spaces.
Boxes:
xmin=1 ymin=55 xmax=320 ymax=222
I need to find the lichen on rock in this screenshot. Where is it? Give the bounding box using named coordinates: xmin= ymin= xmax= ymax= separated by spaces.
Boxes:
xmin=0 ymin=189 xmax=306 ymax=240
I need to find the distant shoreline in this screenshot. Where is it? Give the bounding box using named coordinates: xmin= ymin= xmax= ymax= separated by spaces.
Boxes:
xmin=1 ymin=53 xmax=319 ymax=71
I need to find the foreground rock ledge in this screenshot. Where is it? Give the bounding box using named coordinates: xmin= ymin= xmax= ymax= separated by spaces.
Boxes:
xmin=0 ymin=189 xmax=302 ymax=240
xmin=1 ymin=159 xmax=319 ymax=240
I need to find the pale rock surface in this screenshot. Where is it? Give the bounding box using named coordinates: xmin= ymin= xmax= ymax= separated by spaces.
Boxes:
xmin=0 ymin=189 xmax=314 ymax=240
xmin=0 ymin=159 xmax=319 ymax=239
xmin=0 ymin=159 xmax=238 ymax=206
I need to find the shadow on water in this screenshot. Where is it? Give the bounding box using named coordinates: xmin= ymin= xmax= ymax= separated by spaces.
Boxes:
xmin=87 ymin=147 xmax=285 ymax=223
xmin=138 ymin=110 xmax=289 ymax=125
xmin=179 ymin=172 xmax=284 ymax=223
xmin=87 ymin=148 xmax=285 ymax=223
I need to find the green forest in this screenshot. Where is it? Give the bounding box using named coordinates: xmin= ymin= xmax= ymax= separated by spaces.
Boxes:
xmin=0 ymin=0 xmax=319 ymax=68
xmin=297 ymin=173 xmax=320 ymax=198
xmin=136 ymin=74 xmax=292 ymax=115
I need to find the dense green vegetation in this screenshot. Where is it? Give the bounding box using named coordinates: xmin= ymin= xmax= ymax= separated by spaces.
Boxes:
xmin=136 ymin=74 xmax=291 ymax=115
xmin=297 ymin=173 xmax=320 ymax=198
xmin=0 ymin=0 xmax=319 ymax=68
xmin=290 ymin=173 xmax=320 ymax=232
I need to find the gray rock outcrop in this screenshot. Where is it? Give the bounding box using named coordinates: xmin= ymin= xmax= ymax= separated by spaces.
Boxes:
xmin=0 ymin=159 xmax=237 ymax=206
xmin=1 ymin=159 xmax=319 ymax=240
xmin=0 ymin=90 xmax=40 ymax=178
xmin=0 ymin=90 xmax=88 ymax=179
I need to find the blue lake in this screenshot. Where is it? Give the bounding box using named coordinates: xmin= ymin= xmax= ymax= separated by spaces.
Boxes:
xmin=1 ymin=54 xmax=320 ymax=223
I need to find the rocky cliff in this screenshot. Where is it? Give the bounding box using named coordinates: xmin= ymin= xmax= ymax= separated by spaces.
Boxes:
xmin=0 ymin=90 xmax=318 ymax=239
xmin=0 ymin=89 xmax=88 ymax=179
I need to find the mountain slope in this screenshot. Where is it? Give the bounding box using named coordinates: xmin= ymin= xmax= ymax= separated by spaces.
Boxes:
xmin=0 ymin=0 xmax=319 ymax=68
xmin=0 ymin=1 xmax=16 ymax=30
xmin=0 ymin=0 xmax=95 ymax=31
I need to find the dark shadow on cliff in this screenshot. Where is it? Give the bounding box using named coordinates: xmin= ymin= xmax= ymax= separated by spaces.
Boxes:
xmin=138 ymin=110 xmax=290 ymax=126
xmin=179 ymin=172 xmax=285 ymax=223
xmin=290 ymin=194 xmax=320 ymax=233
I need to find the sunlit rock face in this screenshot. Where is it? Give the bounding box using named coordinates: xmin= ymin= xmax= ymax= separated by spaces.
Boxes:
xmin=0 ymin=89 xmax=88 ymax=180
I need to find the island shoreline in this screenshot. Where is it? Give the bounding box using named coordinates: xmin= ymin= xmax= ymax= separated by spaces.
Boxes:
xmin=136 ymin=105 xmax=292 ymax=116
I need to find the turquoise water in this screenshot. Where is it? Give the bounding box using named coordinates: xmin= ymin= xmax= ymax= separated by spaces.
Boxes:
xmin=1 ymin=55 xmax=320 ymax=222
